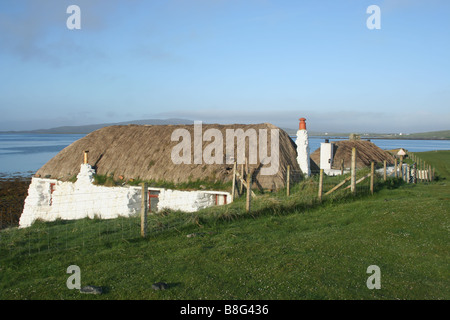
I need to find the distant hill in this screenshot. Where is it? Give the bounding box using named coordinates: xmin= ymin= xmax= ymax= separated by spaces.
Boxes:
xmin=2 ymin=121 xmax=449 ymax=140
xmin=0 ymin=118 xmax=195 ymax=134
xmin=283 ymin=128 xmax=450 ymax=140
xmin=397 ymin=130 xmax=450 ymax=140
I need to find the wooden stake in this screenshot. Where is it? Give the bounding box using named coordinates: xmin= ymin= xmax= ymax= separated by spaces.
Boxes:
xmin=318 ymin=169 xmax=324 ymax=202
xmin=286 ymin=165 xmax=290 ymax=197
xmin=245 ymin=157 xmax=249 ymax=176
xmin=351 ymin=148 xmax=357 ymax=195
xmin=140 ymin=182 xmax=148 ymax=238
xmin=399 ymin=159 xmax=403 ymax=180
xmin=413 ymin=162 xmax=417 ymax=184
xmin=84 ymin=150 xmax=89 ymax=164
xmin=383 ymin=160 xmax=387 ymax=181
xmin=239 ymin=163 xmax=244 ymax=195
xmin=325 ymin=176 xmax=351 ymax=196
xmin=231 ymin=162 xmax=237 ymax=199
xmin=235 ymin=171 xmax=256 ymax=198
xmin=418 ymin=159 xmax=422 ymax=182
xmin=394 ymin=158 xmax=398 ymax=178
xmin=370 ymin=162 xmax=374 ymax=195
xmin=341 ymin=159 xmax=344 ymax=175
xmin=344 ymin=173 xmax=372 ymax=190
xmin=246 ymin=169 xmax=253 ymax=212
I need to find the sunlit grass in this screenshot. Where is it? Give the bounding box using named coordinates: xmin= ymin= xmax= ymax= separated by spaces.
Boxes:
xmin=0 ymin=152 xmax=449 ymax=300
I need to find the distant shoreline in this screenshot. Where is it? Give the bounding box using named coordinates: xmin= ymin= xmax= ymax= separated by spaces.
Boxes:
xmin=1 ymin=131 xmax=450 ymax=141
xmin=307 ymin=135 xmax=450 ymax=141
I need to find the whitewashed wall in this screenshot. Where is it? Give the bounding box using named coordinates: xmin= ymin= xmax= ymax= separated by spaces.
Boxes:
xmin=295 ymin=129 xmax=311 ymax=177
xmin=156 ymin=189 xmax=229 ymax=213
xmin=19 ymin=164 xmax=232 ymax=228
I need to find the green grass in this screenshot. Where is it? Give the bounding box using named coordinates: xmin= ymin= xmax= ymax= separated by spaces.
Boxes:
xmin=0 ymin=152 xmax=449 ymax=300
xmin=412 ymin=150 xmax=450 ymax=180
xmin=404 ymin=130 xmax=450 ymax=140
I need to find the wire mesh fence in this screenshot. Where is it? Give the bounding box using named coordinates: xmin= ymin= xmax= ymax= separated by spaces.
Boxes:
xmin=0 ymin=158 xmax=433 ymax=258
xmin=0 ymin=195 xmax=201 ymax=258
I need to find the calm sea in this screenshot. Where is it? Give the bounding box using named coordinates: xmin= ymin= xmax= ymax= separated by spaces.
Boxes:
xmin=0 ymin=133 xmax=85 ymax=177
xmin=0 ymin=133 xmax=449 ymax=177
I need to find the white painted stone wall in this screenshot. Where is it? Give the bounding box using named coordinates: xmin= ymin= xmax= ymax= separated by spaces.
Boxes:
xmin=156 ymin=190 xmax=230 ymax=213
xmin=295 ymin=129 xmax=311 ymax=177
xmin=19 ymin=164 xmax=232 ymax=228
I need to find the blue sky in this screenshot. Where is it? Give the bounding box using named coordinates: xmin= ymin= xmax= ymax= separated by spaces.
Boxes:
xmin=0 ymin=0 xmax=449 ymax=133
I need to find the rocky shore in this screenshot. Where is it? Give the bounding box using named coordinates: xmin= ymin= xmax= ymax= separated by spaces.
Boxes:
xmin=0 ymin=175 xmax=32 ymax=230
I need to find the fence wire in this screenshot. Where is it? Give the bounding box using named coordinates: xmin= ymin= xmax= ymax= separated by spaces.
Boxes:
xmin=0 ymin=162 xmax=432 ymax=258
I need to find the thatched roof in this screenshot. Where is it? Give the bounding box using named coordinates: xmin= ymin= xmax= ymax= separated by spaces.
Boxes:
xmin=310 ymin=140 xmax=395 ymax=170
xmin=35 ymin=123 xmax=302 ymax=190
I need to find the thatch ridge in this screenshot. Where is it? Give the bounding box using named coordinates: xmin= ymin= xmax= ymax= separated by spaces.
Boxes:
xmin=36 ymin=123 xmax=302 ymax=190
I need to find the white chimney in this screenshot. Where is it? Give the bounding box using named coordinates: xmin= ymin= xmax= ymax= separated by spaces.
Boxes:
xmin=320 ymin=139 xmax=334 ymax=170
xmin=295 ymin=118 xmax=311 ymax=177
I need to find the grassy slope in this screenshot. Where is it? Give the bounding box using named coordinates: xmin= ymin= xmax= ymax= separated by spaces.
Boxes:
xmin=0 ymin=153 xmax=449 ymax=300
xmin=405 ymin=130 xmax=450 ymax=140
xmin=414 ymin=150 xmax=450 ymax=179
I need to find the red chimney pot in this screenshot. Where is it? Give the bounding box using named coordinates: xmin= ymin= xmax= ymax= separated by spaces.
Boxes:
xmin=299 ymin=118 xmax=307 ymax=130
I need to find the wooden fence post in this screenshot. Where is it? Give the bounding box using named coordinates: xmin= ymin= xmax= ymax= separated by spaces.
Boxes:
xmin=399 ymin=158 xmax=403 ymax=180
xmin=141 ymin=182 xmax=148 ymax=238
xmin=370 ymin=162 xmax=374 ymax=195
xmin=425 ymin=162 xmax=428 ymax=182
xmin=231 ymin=162 xmax=237 ymax=199
xmin=422 ymin=161 xmax=425 ymax=182
xmin=246 ymin=169 xmax=253 ymax=212
xmin=239 ymin=164 xmax=244 ymax=195
xmin=318 ymin=169 xmax=324 ymax=202
xmin=406 ymin=164 xmax=411 ymax=183
xmin=394 ymin=158 xmax=398 ymax=178
xmin=383 ymin=160 xmax=387 ymax=181
xmin=419 ymin=159 xmax=422 ymax=182
xmin=325 ymin=176 xmax=351 ymax=196
xmin=286 ymin=165 xmax=290 ymax=196
xmin=351 ymin=148 xmax=357 ymax=195
xmin=341 ymin=159 xmax=344 ymax=175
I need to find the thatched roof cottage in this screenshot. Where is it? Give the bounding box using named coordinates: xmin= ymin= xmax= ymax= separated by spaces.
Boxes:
xmin=19 ymin=122 xmax=306 ymax=227
xmin=310 ymin=138 xmax=395 ymax=174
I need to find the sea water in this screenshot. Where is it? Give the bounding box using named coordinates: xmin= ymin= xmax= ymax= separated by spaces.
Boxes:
xmin=0 ymin=133 xmax=449 ymax=177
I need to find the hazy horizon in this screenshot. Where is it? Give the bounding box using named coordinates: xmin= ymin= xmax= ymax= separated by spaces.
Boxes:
xmin=1 ymin=116 xmax=449 ymax=135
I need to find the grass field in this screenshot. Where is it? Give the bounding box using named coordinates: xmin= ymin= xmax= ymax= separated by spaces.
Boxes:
xmin=414 ymin=150 xmax=450 ymax=179
xmin=0 ymin=152 xmax=449 ymax=300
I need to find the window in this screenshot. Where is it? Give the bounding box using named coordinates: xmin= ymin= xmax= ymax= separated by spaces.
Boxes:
xmin=215 ymin=194 xmax=227 ymax=206
xmin=148 ymin=190 xmax=160 ymax=212
xmin=49 ymin=183 xmax=56 ymax=206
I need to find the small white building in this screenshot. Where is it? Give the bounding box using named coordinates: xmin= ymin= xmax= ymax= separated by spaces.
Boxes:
xmin=19 ymin=163 xmax=231 ymax=228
